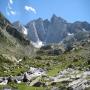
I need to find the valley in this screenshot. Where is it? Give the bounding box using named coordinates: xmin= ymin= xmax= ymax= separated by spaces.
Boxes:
xmin=0 ymin=12 xmax=90 ymax=90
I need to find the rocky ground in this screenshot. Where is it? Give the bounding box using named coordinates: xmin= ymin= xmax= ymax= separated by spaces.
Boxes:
xmin=0 ymin=67 xmax=90 ymax=90
xmin=0 ymin=38 xmax=90 ymax=90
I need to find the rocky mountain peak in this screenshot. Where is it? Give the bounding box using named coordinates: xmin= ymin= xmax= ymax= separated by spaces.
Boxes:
xmin=51 ymin=14 xmax=66 ymax=24
xmin=13 ymin=21 xmax=21 ymax=27
xmin=36 ymin=18 xmax=43 ymax=22
xmin=13 ymin=21 xmax=28 ymax=35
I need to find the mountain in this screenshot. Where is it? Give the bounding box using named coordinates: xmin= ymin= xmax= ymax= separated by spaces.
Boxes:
xmin=25 ymin=14 xmax=90 ymax=46
xmin=13 ymin=21 xmax=44 ymax=48
xmin=26 ymin=14 xmax=67 ymax=44
xmin=0 ymin=12 xmax=34 ymax=58
xmin=13 ymin=21 xmax=28 ymax=36
xmin=12 ymin=14 xmax=90 ymax=48
xmin=0 ymin=12 xmax=90 ymax=90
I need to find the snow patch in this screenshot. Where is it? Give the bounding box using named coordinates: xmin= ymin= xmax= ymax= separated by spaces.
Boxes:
xmin=13 ymin=22 xmax=28 ymax=35
xmin=10 ymin=10 xmax=16 ymax=15
xmin=9 ymin=0 xmax=13 ymax=4
xmin=82 ymin=28 xmax=87 ymax=32
xmin=67 ymin=32 xmax=74 ymax=36
xmin=31 ymin=40 xmax=44 ymax=48
xmin=22 ymin=27 xmax=28 ymax=35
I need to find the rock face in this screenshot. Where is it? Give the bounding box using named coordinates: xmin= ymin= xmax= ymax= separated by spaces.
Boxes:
xmin=45 ymin=15 xmax=67 ymax=43
xmin=26 ymin=19 xmax=45 ymax=48
xmin=25 ymin=14 xmax=90 ymax=46
xmin=13 ymin=21 xmax=28 ymax=36
xmin=0 ymin=12 xmax=30 ymax=45
xmin=26 ymin=18 xmax=45 ymax=42
xmin=26 ymin=15 xmax=68 ymax=44
xmin=0 ymin=12 xmax=34 ymax=59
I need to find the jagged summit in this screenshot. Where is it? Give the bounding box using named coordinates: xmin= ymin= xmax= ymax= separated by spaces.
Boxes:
xmin=51 ymin=14 xmax=67 ymax=24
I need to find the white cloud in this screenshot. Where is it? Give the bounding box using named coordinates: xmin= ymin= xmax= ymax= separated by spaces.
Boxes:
xmin=6 ymin=0 xmax=16 ymax=16
xmin=9 ymin=0 xmax=13 ymax=4
xmin=6 ymin=8 xmax=10 ymax=16
xmin=6 ymin=7 xmax=16 ymax=16
xmin=25 ymin=5 xmax=36 ymax=14
xmin=10 ymin=10 xmax=16 ymax=15
xmin=8 ymin=3 xmax=12 ymax=10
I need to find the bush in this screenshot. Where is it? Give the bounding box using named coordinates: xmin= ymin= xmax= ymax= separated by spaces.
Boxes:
xmin=67 ymin=64 xmax=74 ymax=68
xmin=35 ymin=56 xmax=42 ymax=60
xmin=40 ymin=45 xmax=52 ymax=50
xmin=48 ymin=49 xmax=62 ymax=55
xmin=65 ymin=44 xmax=73 ymax=52
xmin=87 ymin=60 xmax=90 ymax=65
xmin=36 ymin=50 xmax=44 ymax=54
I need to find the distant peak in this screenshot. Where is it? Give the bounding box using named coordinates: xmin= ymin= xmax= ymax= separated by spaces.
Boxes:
xmin=13 ymin=21 xmax=21 ymax=25
xmin=37 ymin=18 xmax=43 ymax=21
xmin=51 ymin=14 xmax=66 ymax=23
xmin=35 ymin=18 xmax=43 ymax=24
xmin=51 ymin=14 xmax=58 ymax=21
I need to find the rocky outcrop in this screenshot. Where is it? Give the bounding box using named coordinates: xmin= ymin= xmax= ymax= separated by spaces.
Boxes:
xmin=0 ymin=67 xmax=90 ymax=90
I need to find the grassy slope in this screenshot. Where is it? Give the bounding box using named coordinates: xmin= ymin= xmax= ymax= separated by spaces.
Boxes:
xmin=0 ymin=84 xmax=45 ymax=90
xmin=3 ymin=39 xmax=89 ymax=77
xmin=0 ymin=27 xmax=34 ymax=76
xmin=0 ymin=36 xmax=90 ymax=89
xmin=0 ymin=42 xmax=89 ymax=90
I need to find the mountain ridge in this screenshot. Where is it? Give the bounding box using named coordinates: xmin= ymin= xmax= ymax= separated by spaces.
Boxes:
xmin=13 ymin=14 xmax=90 ymax=47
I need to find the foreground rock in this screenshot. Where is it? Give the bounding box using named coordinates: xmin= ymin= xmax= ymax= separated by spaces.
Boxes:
xmin=0 ymin=67 xmax=46 ymax=86
xmin=0 ymin=67 xmax=90 ymax=90
xmin=23 ymin=67 xmax=46 ymax=82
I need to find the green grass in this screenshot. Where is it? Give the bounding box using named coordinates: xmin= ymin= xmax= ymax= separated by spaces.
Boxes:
xmin=0 ymin=49 xmax=88 ymax=77
xmin=0 ymin=83 xmax=46 ymax=90
xmin=0 ymin=40 xmax=90 ymax=89
xmin=16 ymin=84 xmax=45 ymax=90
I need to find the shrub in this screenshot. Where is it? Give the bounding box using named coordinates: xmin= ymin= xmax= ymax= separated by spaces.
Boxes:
xmin=40 ymin=45 xmax=52 ymax=50
xmin=35 ymin=56 xmax=42 ymax=60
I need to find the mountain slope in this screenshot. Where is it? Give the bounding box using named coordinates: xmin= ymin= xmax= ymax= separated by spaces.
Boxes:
xmin=0 ymin=12 xmax=34 ymax=58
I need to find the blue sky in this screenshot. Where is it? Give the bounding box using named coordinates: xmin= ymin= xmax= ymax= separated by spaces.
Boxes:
xmin=0 ymin=0 xmax=90 ymax=24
